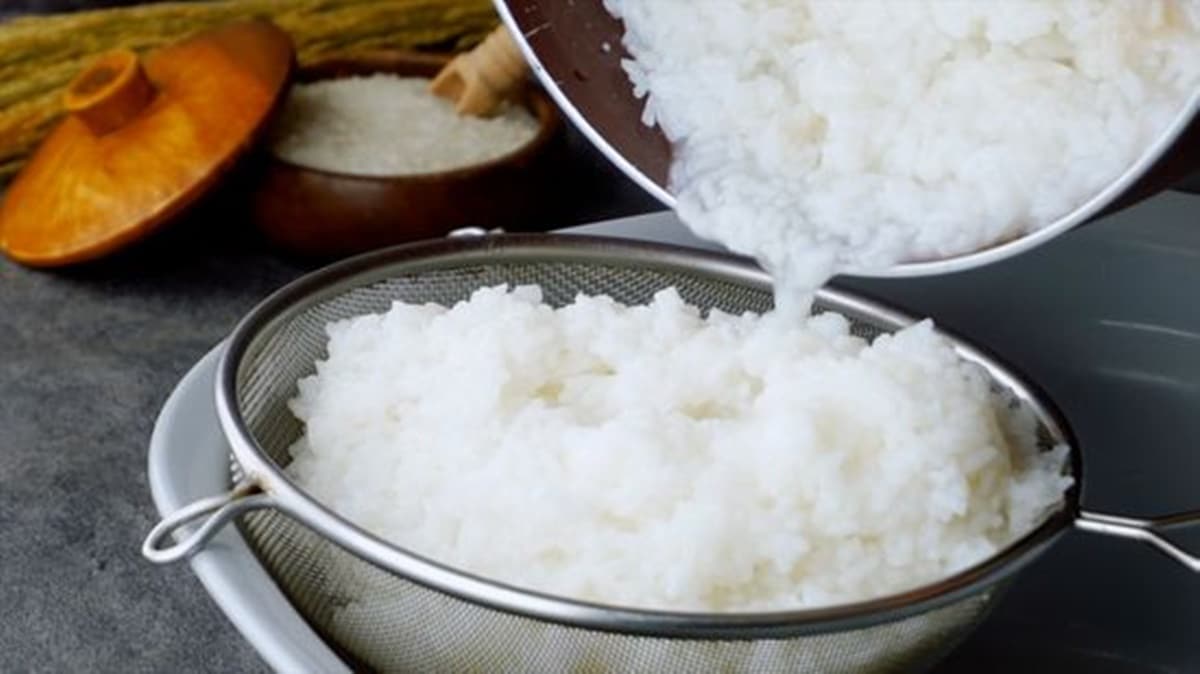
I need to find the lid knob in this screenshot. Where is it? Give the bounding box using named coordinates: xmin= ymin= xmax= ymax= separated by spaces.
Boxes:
xmin=64 ymin=49 xmax=156 ymax=136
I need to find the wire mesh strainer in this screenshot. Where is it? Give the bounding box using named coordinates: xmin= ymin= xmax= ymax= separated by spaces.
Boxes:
xmin=144 ymin=233 xmax=1199 ymax=673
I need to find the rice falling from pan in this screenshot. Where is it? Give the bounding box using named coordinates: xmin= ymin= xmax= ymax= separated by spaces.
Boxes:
xmin=286 ymin=286 xmax=1072 ymax=611
xmin=269 ymin=74 xmax=540 ymax=177
xmin=604 ymin=0 xmax=1200 ymax=293
xmin=274 ymin=1 xmax=1148 ymax=613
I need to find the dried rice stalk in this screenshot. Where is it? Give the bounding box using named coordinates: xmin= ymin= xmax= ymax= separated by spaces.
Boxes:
xmin=0 ymin=0 xmax=498 ymax=183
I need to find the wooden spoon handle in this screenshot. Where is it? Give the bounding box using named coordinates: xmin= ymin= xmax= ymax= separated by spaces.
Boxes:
xmin=430 ymin=25 xmax=528 ymax=117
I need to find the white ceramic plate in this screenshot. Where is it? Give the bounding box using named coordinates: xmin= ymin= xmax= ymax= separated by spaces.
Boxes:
xmin=147 ymin=343 xmax=352 ymax=673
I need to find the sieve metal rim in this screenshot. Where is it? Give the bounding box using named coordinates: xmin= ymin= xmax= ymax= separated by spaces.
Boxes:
xmin=206 ymin=232 xmax=1079 ymax=640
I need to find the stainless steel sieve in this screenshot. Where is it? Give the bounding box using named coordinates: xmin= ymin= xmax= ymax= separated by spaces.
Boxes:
xmin=143 ymin=233 xmax=1199 ymax=673
xmin=495 ymin=0 xmax=1200 ymax=277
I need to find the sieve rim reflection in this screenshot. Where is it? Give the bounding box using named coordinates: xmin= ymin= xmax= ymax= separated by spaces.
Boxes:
xmin=214 ymin=232 xmax=1080 ymax=640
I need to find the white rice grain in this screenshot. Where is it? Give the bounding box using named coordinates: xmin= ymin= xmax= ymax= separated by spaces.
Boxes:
xmin=604 ymin=1 xmax=1200 ymax=292
xmin=270 ymin=74 xmax=539 ymax=176
xmin=286 ymin=286 xmax=1072 ymax=611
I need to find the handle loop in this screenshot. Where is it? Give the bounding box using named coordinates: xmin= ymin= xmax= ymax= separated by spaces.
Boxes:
xmin=143 ymin=480 xmax=273 ymax=564
xmin=1076 ymin=509 xmax=1200 ymax=572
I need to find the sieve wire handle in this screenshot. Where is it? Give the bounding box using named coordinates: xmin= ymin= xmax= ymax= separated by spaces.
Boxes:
xmin=1076 ymin=510 xmax=1200 ymax=572
xmin=143 ymin=479 xmax=274 ymax=564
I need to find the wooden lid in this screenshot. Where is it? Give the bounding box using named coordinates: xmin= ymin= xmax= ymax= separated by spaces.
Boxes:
xmin=0 ymin=20 xmax=294 ymax=267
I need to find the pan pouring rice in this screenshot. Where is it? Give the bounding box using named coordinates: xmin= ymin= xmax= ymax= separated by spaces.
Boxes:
xmin=604 ymin=0 xmax=1200 ymax=292
xmin=273 ymin=0 xmax=1157 ymax=614
xmin=286 ymin=286 xmax=1072 ymax=611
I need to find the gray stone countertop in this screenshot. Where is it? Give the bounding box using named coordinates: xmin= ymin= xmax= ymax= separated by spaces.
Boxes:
xmin=0 ymin=135 xmax=658 ymax=673
xmin=1 ymin=207 xmax=303 ymax=674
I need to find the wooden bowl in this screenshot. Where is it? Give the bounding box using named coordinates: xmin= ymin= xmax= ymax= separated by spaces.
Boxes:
xmin=251 ymin=51 xmax=564 ymax=259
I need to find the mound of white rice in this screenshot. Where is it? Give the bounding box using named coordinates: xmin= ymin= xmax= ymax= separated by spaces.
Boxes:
xmin=286 ymin=286 xmax=1071 ymax=611
xmin=604 ymin=1 xmax=1200 ymax=291
xmin=270 ymin=74 xmax=539 ymax=176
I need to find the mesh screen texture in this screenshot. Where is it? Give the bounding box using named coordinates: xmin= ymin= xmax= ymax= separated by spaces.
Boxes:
xmin=232 ymin=257 xmax=998 ymax=672
xmin=243 ymin=509 xmax=992 ymax=673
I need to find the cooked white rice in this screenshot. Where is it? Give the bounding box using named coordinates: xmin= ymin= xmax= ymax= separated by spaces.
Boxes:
xmin=270 ymin=74 xmax=539 ymax=176
xmin=605 ymin=1 xmax=1200 ymax=291
xmin=286 ymin=286 xmax=1072 ymax=611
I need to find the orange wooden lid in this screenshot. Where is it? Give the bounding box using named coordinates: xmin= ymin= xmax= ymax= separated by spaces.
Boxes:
xmin=0 ymin=20 xmax=294 ymax=267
